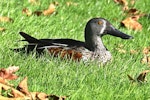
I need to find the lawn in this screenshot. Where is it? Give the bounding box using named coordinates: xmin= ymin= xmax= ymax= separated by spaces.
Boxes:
xmin=0 ymin=0 xmax=150 ymax=99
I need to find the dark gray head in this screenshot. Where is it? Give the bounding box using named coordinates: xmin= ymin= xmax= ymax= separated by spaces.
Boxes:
xmin=84 ymin=18 xmax=133 ymax=51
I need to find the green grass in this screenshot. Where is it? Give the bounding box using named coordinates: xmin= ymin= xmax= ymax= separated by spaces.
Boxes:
xmin=0 ymin=0 xmax=150 ymax=99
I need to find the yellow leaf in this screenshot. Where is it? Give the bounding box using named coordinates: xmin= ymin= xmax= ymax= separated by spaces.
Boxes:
xmin=43 ymin=3 xmax=56 ymax=16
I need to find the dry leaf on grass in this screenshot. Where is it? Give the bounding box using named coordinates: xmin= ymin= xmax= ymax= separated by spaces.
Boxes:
xmin=128 ymin=70 xmax=150 ymax=83
xmin=115 ymin=44 xmax=126 ymax=53
xmin=0 ymin=83 xmax=26 ymax=98
xmin=0 ymin=16 xmax=13 ymax=22
xmin=0 ymin=66 xmax=19 ymax=80
xmin=141 ymin=47 xmax=150 ymax=65
xmin=130 ymin=0 xmax=135 ymax=5
xmin=116 ymin=48 xmax=126 ymax=53
xmin=33 ymin=11 xmax=43 ymax=16
xmin=49 ymin=94 xmax=67 ymax=100
xmin=0 ymin=77 xmax=8 ymax=85
xmin=0 ymin=67 xmax=67 ymax=100
xmin=22 ymin=8 xmax=32 ymax=16
xmin=130 ymin=49 xmax=138 ymax=54
xmin=114 ymin=0 xmax=128 ymax=6
xmin=43 ymin=3 xmax=56 ymax=16
xmin=127 ymin=74 xmax=136 ymax=82
xmin=37 ymin=92 xmax=48 ymax=100
xmin=141 ymin=55 xmax=150 ymax=65
xmin=114 ymin=0 xmax=128 ymax=11
xmin=137 ymin=70 xmax=150 ymax=82
xmin=127 ymin=8 xmax=139 ymax=15
xmin=0 ymin=27 xmax=6 ymax=31
xmin=142 ymin=47 xmax=150 ymax=55
xmin=121 ymin=16 xmax=142 ymax=30
xmin=17 ymin=77 xmax=29 ymax=95
xmin=23 ymin=3 xmax=56 ymax=16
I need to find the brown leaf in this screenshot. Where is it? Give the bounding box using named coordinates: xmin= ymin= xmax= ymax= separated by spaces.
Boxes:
xmin=137 ymin=70 xmax=150 ymax=82
xmin=141 ymin=55 xmax=150 ymax=65
xmin=0 ymin=66 xmax=19 ymax=80
xmin=141 ymin=47 xmax=150 ymax=65
xmin=1 ymin=83 xmax=25 ymax=98
xmin=127 ymin=74 xmax=136 ymax=82
xmin=121 ymin=17 xmax=142 ymax=30
xmin=6 ymin=66 xmax=19 ymax=74
xmin=130 ymin=49 xmax=138 ymax=54
xmin=53 ymin=1 xmax=59 ymax=6
xmin=127 ymin=8 xmax=139 ymax=15
xmin=0 ymin=77 xmax=7 ymax=84
xmin=0 ymin=16 xmax=13 ymax=22
xmin=33 ymin=11 xmax=43 ymax=16
xmin=22 ymin=8 xmax=32 ymax=16
xmin=114 ymin=0 xmax=128 ymax=5
xmin=142 ymin=47 xmax=150 ymax=55
xmin=130 ymin=0 xmax=135 ymax=5
xmin=0 ymin=27 xmax=6 ymax=31
xmin=49 ymin=94 xmax=67 ymax=100
xmin=115 ymin=44 xmax=126 ymax=53
xmin=17 ymin=77 xmax=30 ymax=95
xmin=43 ymin=3 xmax=56 ymax=16
xmin=116 ymin=48 xmax=126 ymax=53
xmin=37 ymin=92 xmax=48 ymax=100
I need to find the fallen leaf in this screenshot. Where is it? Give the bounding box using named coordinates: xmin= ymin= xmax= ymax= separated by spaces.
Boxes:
xmin=29 ymin=92 xmax=38 ymax=100
xmin=1 ymin=83 xmax=25 ymax=98
xmin=33 ymin=11 xmax=43 ymax=16
xmin=142 ymin=47 xmax=150 ymax=55
xmin=22 ymin=8 xmax=32 ymax=16
xmin=43 ymin=3 xmax=56 ymax=16
xmin=49 ymin=94 xmax=67 ymax=100
xmin=127 ymin=74 xmax=136 ymax=82
xmin=121 ymin=17 xmax=142 ymax=30
xmin=137 ymin=70 xmax=150 ymax=82
xmin=0 ymin=77 xmax=7 ymax=84
xmin=122 ymin=5 xmax=128 ymax=11
xmin=115 ymin=44 xmax=126 ymax=53
xmin=141 ymin=55 xmax=150 ymax=65
xmin=53 ymin=1 xmax=59 ymax=6
xmin=130 ymin=0 xmax=135 ymax=5
xmin=17 ymin=77 xmax=30 ymax=95
xmin=0 ymin=16 xmax=13 ymax=22
xmin=114 ymin=0 xmax=128 ymax=5
xmin=116 ymin=48 xmax=126 ymax=53
xmin=37 ymin=92 xmax=48 ymax=100
xmin=130 ymin=49 xmax=138 ymax=54
xmin=141 ymin=47 xmax=150 ymax=65
xmin=114 ymin=0 xmax=128 ymax=11
xmin=127 ymin=8 xmax=139 ymax=15
xmin=0 ymin=66 xmax=19 ymax=80
xmin=6 ymin=66 xmax=19 ymax=74
xmin=0 ymin=27 xmax=6 ymax=31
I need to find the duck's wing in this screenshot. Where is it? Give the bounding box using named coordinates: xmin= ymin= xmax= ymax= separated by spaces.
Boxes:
xmin=13 ymin=32 xmax=85 ymax=54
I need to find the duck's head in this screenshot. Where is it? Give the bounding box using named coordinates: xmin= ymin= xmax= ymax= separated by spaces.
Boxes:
xmin=85 ymin=18 xmax=133 ymax=51
xmin=85 ymin=18 xmax=133 ymax=39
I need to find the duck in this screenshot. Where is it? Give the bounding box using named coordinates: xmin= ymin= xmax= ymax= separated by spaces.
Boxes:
xmin=13 ymin=18 xmax=133 ymax=63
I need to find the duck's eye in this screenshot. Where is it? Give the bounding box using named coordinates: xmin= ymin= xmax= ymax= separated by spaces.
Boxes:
xmin=98 ymin=21 xmax=103 ymax=25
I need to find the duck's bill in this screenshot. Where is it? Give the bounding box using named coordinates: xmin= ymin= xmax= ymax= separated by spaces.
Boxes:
xmin=108 ymin=27 xmax=133 ymax=39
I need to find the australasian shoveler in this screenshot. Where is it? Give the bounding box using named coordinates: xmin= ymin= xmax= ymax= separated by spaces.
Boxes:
xmin=13 ymin=18 xmax=133 ymax=63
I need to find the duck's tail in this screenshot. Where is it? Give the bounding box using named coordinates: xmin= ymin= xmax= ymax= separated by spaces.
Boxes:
xmin=12 ymin=32 xmax=44 ymax=54
xmin=19 ymin=32 xmax=40 ymax=43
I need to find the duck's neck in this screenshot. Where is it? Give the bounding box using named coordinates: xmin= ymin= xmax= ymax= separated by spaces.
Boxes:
xmin=85 ymin=35 xmax=107 ymax=53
